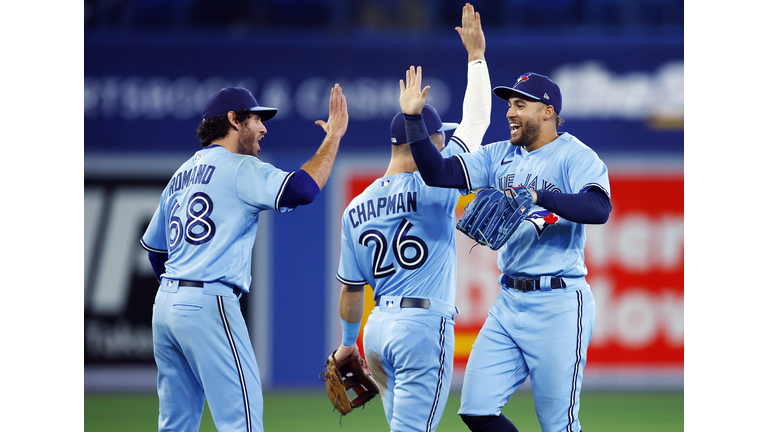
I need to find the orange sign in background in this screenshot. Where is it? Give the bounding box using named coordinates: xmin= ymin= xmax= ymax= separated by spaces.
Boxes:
xmin=341 ymin=169 xmax=684 ymax=370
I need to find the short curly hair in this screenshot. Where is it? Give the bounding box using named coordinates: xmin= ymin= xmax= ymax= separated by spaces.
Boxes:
xmin=196 ymin=109 xmax=253 ymax=147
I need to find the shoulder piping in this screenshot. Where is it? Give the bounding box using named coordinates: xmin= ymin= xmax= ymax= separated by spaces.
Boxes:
xmin=450 ymin=136 xmax=469 ymax=153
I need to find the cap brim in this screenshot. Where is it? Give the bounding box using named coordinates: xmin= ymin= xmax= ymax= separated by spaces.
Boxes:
xmin=249 ymin=106 xmax=278 ymax=122
xmin=493 ymin=86 xmax=541 ymax=103
xmin=438 ymin=122 xmax=459 ymax=132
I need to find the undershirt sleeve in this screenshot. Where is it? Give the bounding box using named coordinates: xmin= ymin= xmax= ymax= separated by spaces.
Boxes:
xmin=147 ymin=251 xmax=168 ymax=281
xmin=277 ymin=169 xmax=320 ymax=208
xmin=534 ymin=187 xmax=611 ymax=224
xmin=405 ymin=113 xmax=468 ymax=189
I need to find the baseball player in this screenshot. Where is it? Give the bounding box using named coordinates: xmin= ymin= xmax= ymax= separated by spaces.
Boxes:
xmin=332 ymin=4 xmax=490 ymax=431
xmin=140 ymin=84 xmax=348 ymax=432
xmin=399 ymin=64 xmax=611 ymax=432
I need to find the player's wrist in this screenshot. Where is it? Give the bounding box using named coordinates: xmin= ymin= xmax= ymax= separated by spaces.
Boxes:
xmin=468 ymin=53 xmax=485 ymax=62
xmin=403 ymin=113 xmax=430 ymax=145
xmin=324 ymin=129 xmax=344 ymax=145
xmin=340 ymin=317 xmax=361 ymax=347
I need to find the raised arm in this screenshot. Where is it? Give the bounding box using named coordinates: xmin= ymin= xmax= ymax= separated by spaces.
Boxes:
xmin=400 ymin=66 xmax=469 ymax=189
xmin=301 ymin=83 xmax=349 ymax=190
xmin=452 ymin=3 xmax=491 ymax=153
xmin=277 ymin=84 xmax=348 ymax=208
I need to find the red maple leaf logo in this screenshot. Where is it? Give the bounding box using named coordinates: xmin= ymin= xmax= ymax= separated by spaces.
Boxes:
xmin=543 ymin=212 xmax=559 ymax=224
xmin=517 ymin=75 xmax=530 ymax=84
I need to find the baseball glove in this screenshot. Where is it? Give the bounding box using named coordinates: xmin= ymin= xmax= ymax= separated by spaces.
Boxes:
xmin=456 ymin=187 xmax=533 ymax=250
xmin=319 ymin=351 xmax=380 ymax=415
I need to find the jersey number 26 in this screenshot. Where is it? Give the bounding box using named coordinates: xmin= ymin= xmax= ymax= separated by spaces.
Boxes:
xmin=359 ymin=218 xmax=428 ymax=278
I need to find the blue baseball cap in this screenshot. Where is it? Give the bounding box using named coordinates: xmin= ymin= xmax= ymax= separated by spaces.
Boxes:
xmin=493 ymin=73 xmax=562 ymax=115
xmin=389 ymin=104 xmax=458 ymax=145
xmin=202 ymin=87 xmax=278 ymax=121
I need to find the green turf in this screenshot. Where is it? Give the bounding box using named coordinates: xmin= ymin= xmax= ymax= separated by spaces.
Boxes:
xmin=84 ymin=390 xmax=683 ymax=431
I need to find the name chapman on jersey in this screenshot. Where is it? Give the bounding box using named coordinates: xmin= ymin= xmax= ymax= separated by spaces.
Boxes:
xmin=167 ymin=164 xmax=216 ymax=194
xmin=348 ymin=191 xmax=417 ymax=228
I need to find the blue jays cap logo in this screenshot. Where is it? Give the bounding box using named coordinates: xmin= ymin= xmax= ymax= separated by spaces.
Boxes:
xmin=515 ymin=74 xmax=531 ymax=87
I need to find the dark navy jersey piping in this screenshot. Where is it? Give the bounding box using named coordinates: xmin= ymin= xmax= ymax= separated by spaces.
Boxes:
xmin=450 ymin=136 xmax=469 ymax=153
xmin=274 ymin=171 xmax=295 ymax=211
xmin=426 ymin=317 xmax=447 ymax=432
xmin=218 ymin=297 xmax=252 ymax=432
xmin=567 ymin=290 xmax=584 ymax=432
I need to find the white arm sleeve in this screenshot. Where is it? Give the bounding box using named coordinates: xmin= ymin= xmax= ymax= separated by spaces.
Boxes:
xmin=451 ymin=59 xmax=492 ymax=153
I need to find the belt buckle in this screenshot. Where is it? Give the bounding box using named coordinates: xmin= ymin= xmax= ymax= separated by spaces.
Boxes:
xmin=513 ymin=278 xmax=534 ymax=291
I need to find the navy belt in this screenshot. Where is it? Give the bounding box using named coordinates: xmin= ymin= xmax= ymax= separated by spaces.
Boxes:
xmin=374 ymin=296 xmax=431 ymax=309
xmin=179 ymin=280 xmax=242 ymax=296
xmin=501 ymin=275 xmax=566 ymax=292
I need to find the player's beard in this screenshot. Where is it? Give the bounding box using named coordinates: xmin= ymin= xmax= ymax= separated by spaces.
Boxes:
xmin=510 ymin=117 xmax=541 ymax=148
xmin=237 ymin=127 xmax=260 ymax=157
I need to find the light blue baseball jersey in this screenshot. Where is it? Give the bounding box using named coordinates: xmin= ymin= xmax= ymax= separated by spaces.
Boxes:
xmin=337 ymin=141 xmax=468 ymax=432
xmin=336 ymin=143 xmax=465 ymax=302
xmin=455 ymin=132 xmax=609 ymax=432
xmin=455 ymin=132 xmax=610 ymax=280
xmin=141 ymin=145 xmax=296 ymax=292
xmin=142 ymin=144 xmax=296 ymax=432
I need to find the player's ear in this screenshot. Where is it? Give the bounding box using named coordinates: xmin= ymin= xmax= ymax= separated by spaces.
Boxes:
xmin=541 ymin=104 xmax=555 ymax=120
xmin=227 ymin=111 xmax=239 ymax=129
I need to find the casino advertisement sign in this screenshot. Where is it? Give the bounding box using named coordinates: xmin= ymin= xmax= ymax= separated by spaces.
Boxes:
xmin=328 ymin=156 xmax=683 ymax=375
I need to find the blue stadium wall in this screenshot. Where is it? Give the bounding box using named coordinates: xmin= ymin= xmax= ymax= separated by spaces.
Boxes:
xmin=84 ymin=29 xmax=683 ymax=391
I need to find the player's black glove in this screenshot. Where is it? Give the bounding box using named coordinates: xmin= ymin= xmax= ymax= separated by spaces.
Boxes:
xmin=456 ymin=187 xmax=533 ymax=250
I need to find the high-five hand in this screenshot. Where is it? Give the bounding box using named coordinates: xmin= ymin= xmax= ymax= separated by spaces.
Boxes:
xmin=455 ymin=3 xmax=486 ymax=62
xmin=399 ymin=65 xmax=429 ymax=116
xmin=315 ymin=83 xmax=349 ymax=140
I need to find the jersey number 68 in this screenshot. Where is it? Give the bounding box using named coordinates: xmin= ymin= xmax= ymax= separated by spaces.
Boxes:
xmin=168 ymin=192 xmax=217 ymax=251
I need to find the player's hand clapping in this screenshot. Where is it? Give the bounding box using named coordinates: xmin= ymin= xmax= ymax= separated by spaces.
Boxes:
xmin=399 ymin=65 xmax=430 ymax=116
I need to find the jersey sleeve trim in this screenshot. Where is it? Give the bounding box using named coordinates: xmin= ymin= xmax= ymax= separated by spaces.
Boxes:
xmin=449 ymin=135 xmax=469 ymax=153
xmin=274 ymin=171 xmax=295 ymax=212
xmin=336 ymin=274 xmax=367 ymax=286
xmin=455 ymin=154 xmax=473 ymax=191
xmin=580 ymin=183 xmax=611 ymax=200
xmin=140 ymin=238 xmax=167 ymax=254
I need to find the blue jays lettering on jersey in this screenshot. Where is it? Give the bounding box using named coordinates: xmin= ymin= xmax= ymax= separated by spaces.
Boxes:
xmin=141 ymin=145 xmax=296 ymax=292
xmin=455 ymin=132 xmax=610 ymax=278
